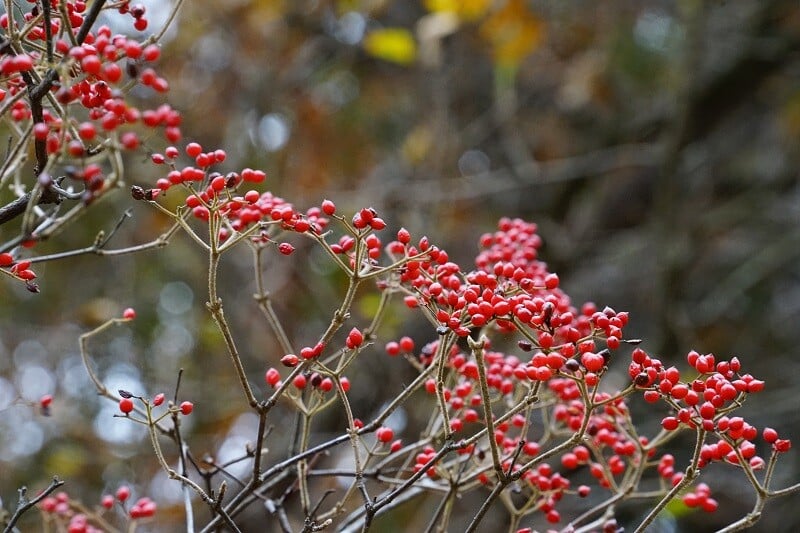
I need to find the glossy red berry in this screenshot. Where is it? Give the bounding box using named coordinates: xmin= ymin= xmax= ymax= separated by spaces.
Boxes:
xmin=376 ymin=426 xmax=394 ymax=443
xmin=346 ymin=328 xmax=364 ymax=349
xmin=399 ymin=336 xmax=414 ymax=352
xmin=119 ymin=398 xmax=134 ymax=414
xmin=293 ymin=374 xmax=307 ymax=389
xmin=123 ymin=307 xmax=136 ymax=319
xmin=321 ymin=199 xmax=336 ymax=215
xmin=143 ymin=44 xmax=160 ymax=62
xmin=185 ymin=142 xmax=202 ymax=158
xmin=101 ymin=494 xmax=114 ymax=509
xmin=152 ymin=393 xmax=165 ymax=406
xmin=661 ymin=417 xmax=679 ymax=431
xmin=763 ymin=427 xmax=778 ymax=444
xmin=179 ymin=401 xmax=193 ymax=415
xmin=266 ymin=367 xmax=281 ymax=386
xmin=280 ymin=354 xmax=299 ymax=367
xmin=115 ymin=485 xmax=130 ymax=502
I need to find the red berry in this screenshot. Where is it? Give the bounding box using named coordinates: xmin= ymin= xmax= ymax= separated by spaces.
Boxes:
xmin=142 ymin=44 xmax=160 ymax=62
xmin=399 ymin=336 xmax=414 ymax=352
xmin=300 ymin=346 xmax=316 ymax=359
xmin=81 ymin=54 xmax=101 ymax=75
xmin=643 ymin=390 xmax=660 ymax=403
xmin=122 ymin=307 xmax=136 ymax=319
xmin=121 ymin=132 xmax=140 ymax=150
xmin=346 ymin=327 xmax=364 ymax=349
xmin=33 ymin=122 xmax=49 ymax=140
xmin=13 ymin=54 xmax=33 ymax=71
xmin=115 ymin=486 xmax=130 ymax=502
xmin=775 ymin=439 xmax=792 ymax=452
xmin=40 ymin=394 xmax=53 ymax=408
xmin=293 ymin=374 xmax=307 ymax=389
xmin=265 ymin=368 xmax=281 ymax=386
xmin=125 ymin=41 xmax=142 ymax=58
xmin=376 ymin=426 xmax=394 ymax=443
xmin=101 ymin=494 xmax=114 ymax=509
xmin=699 ymin=401 xmax=716 ymax=419
xmin=280 ymin=354 xmax=299 ymax=367
xmin=179 ymin=401 xmax=193 ymax=415
xmin=278 ymin=243 xmax=294 ymax=255
xmin=661 ymin=416 xmax=679 ymax=431
xmin=119 ymin=398 xmax=134 ymax=414
xmin=152 ymin=393 xmax=165 ymax=406
xmin=185 ymin=142 xmax=202 ymax=158
xmin=763 ymin=427 xmax=778 ymax=444
xmin=321 ymin=199 xmax=336 ymax=215
xmin=581 ymin=352 xmax=604 ymax=373
xmin=319 ymin=378 xmax=333 ymax=392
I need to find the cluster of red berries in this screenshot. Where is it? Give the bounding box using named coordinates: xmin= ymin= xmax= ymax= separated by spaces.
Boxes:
xmin=119 ymin=2 xmax=151 ymax=32
xmin=621 ymin=345 xmax=789 ymax=471
xmin=117 ymin=390 xmax=193 ymax=416
xmin=147 ymin=142 xmax=335 ymax=249
xmin=0 ymin=253 xmax=37 ymax=283
xmin=265 ymin=365 xmax=351 ymax=394
xmin=39 ymin=483 xmax=154 ymax=532
xmin=682 ymin=482 xmax=718 ymax=513
xmin=371 ymin=218 xmax=794 ymax=525
xmin=0 ymin=0 xmax=183 ymax=239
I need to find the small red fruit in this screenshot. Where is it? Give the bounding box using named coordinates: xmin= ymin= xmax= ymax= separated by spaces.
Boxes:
xmin=115 ymin=485 xmax=130 ymax=502
xmin=101 ymin=494 xmax=114 ymax=509
xmin=321 ymin=199 xmax=336 ymax=215
xmin=185 ymin=142 xmax=202 ymax=157
xmin=119 ymin=398 xmax=134 ymax=414
xmin=179 ymin=401 xmax=193 ymax=415
xmin=376 ymin=426 xmax=394 ymax=443
xmin=265 ymin=368 xmax=281 ymax=387
xmin=346 ymin=327 xmax=364 ymax=349
xmin=280 ymin=354 xmax=299 ymax=367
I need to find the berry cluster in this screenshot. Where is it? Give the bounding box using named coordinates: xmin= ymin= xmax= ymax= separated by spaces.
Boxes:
xmin=0 ymin=0 xmax=182 ymax=293
xmin=116 ymin=389 xmax=193 ymax=418
xmin=369 ymin=218 xmax=792 ymax=528
xmin=0 ymin=253 xmax=38 ymax=292
xmin=140 ymin=142 xmax=332 ymax=251
xmin=3 ymin=1 xmax=794 ymax=531
xmin=38 ymin=484 xmax=156 ymax=532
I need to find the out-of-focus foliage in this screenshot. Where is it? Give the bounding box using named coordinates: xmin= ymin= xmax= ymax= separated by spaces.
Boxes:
xmin=2 ymin=0 xmax=799 ymax=531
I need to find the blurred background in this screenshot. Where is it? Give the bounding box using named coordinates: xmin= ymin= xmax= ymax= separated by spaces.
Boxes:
xmin=1 ymin=0 xmax=799 ymax=531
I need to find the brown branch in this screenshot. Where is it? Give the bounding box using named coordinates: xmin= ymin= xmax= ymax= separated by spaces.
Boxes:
xmin=3 ymin=476 xmax=65 ymax=533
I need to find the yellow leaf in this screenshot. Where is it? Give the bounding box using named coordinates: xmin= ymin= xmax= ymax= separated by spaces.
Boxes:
xmin=480 ymin=0 xmax=544 ymax=67
xmin=363 ymin=28 xmax=417 ymax=65
xmin=424 ymin=0 xmax=492 ymax=21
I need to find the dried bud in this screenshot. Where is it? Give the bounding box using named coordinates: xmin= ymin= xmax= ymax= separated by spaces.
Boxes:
xmin=131 ymin=185 xmax=146 ymax=200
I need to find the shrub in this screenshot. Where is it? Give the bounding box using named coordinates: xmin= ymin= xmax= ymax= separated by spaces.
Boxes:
xmin=0 ymin=2 xmax=797 ymax=532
